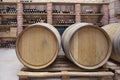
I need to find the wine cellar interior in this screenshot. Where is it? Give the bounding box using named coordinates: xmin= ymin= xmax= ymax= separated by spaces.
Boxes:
xmin=0 ymin=2 xmax=110 ymax=48
xmin=0 ymin=0 xmax=120 ymax=80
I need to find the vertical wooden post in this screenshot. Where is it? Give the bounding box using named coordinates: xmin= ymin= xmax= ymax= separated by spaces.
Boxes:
xmin=47 ymin=2 xmax=52 ymax=24
xmin=19 ymin=77 xmax=28 ymax=80
xmin=101 ymin=4 xmax=109 ymax=25
xmin=61 ymin=71 xmax=70 ymax=80
xmin=17 ymin=3 xmax=23 ymax=35
xmin=75 ymin=4 xmax=81 ymax=23
xmin=61 ymin=76 xmax=70 ymax=80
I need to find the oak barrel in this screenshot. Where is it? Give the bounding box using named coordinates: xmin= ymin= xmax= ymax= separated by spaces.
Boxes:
xmin=62 ymin=23 xmax=112 ymax=69
xmin=102 ymin=23 xmax=120 ymax=62
xmin=16 ymin=23 xmax=61 ymax=69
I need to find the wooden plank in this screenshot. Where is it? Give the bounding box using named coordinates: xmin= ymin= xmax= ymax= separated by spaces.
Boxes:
xmin=21 ymin=2 xmax=47 ymax=4
xmin=0 ymin=13 xmax=17 ymax=16
xmin=62 ymin=76 xmax=70 ymax=80
xmin=115 ymin=70 xmax=120 ymax=80
xmin=0 ymin=2 xmax=109 ymax=5
xmin=19 ymin=77 xmax=29 ymax=80
xmin=21 ymin=67 xmax=81 ymax=72
xmin=104 ymin=61 xmax=120 ymax=70
xmin=80 ymin=3 xmax=109 ymax=5
xmin=18 ymin=55 xmax=116 ymax=80
xmin=20 ymin=55 xmax=109 ymax=72
xmin=23 ymin=24 xmax=31 ymax=27
xmin=18 ymin=71 xmax=114 ymax=78
xmin=23 ymin=13 xmax=47 ymax=15
xmin=21 ymin=67 xmax=109 ymax=72
xmin=61 ymin=71 xmax=70 ymax=80
xmin=52 ymin=2 xmax=109 ymax=5
xmin=0 ymin=2 xmax=17 ymax=4
xmin=0 ymin=25 xmax=17 ymax=27
xmin=115 ymin=70 xmax=120 ymax=74
xmin=52 ymin=13 xmax=75 ymax=16
xmin=49 ymin=63 xmax=74 ymax=67
xmin=53 ymin=25 xmax=71 ymax=27
xmin=80 ymin=14 xmax=103 ymax=16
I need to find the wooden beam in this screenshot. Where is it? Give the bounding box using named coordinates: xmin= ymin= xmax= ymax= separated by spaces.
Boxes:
xmin=18 ymin=71 xmax=114 ymax=78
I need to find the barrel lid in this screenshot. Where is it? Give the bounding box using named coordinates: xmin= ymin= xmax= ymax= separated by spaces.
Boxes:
xmin=65 ymin=23 xmax=112 ymax=69
xmin=62 ymin=23 xmax=112 ymax=69
xmin=16 ymin=23 xmax=60 ymax=69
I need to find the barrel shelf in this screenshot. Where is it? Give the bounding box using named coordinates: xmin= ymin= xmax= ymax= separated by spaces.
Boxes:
xmin=0 ymin=27 xmax=17 ymax=39
xmin=0 ymin=2 xmax=17 ymax=48
xmin=80 ymin=2 xmax=109 ymax=5
xmin=51 ymin=2 xmax=109 ymax=5
xmin=18 ymin=55 xmax=117 ymax=80
xmin=0 ymin=13 xmax=17 ymax=16
xmin=52 ymin=13 xmax=76 ymax=16
xmin=22 ymin=24 xmax=31 ymax=27
xmin=0 ymin=34 xmax=17 ymax=38
xmin=21 ymin=2 xmax=47 ymax=4
xmin=23 ymin=24 xmax=65 ymax=29
xmin=0 ymin=2 xmax=17 ymax=4
xmin=0 ymin=37 xmax=16 ymax=48
xmin=0 ymin=25 xmax=17 ymax=27
xmin=23 ymin=13 xmax=47 ymax=16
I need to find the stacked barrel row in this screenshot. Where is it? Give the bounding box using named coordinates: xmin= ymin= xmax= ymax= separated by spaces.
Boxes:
xmin=16 ymin=23 xmax=120 ymax=70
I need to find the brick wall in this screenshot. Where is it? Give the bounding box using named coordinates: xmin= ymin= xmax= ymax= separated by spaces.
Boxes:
xmin=101 ymin=4 xmax=109 ymax=25
xmin=2 ymin=0 xmax=103 ymax=2
xmin=104 ymin=0 xmax=120 ymax=23
xmin=17 ymin=3 xmax=23 ymax=34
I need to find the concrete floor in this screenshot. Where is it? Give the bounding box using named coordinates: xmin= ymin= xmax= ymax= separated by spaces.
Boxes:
xmin=0 ymin=48 xmax=62 ymax=80
xmin=0 ymin=48 xmax=117 ymax=80
xmin=0 ymin=49 xmax=23 ymax=80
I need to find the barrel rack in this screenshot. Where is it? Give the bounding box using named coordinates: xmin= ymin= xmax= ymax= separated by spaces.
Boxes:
xmin=18 ymin=55 xmax=120 ymax=80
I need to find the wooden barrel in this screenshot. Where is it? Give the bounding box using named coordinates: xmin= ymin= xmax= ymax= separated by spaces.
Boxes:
xmin=102 ymin=23 xmax=120 ymax=62
xmin=16 ymin=23 xmax=61 ymax=69
xmin=62 ymin=23 xmax=112 ymax=69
